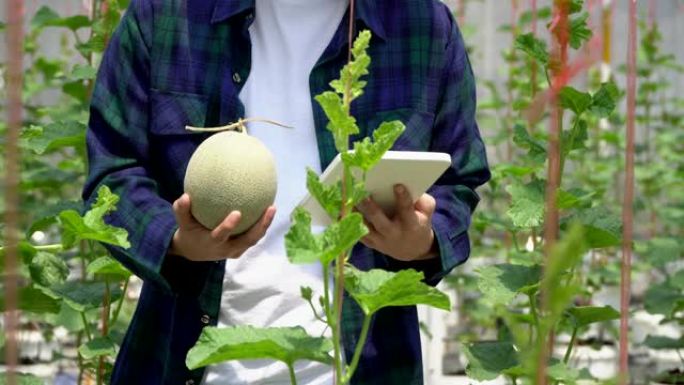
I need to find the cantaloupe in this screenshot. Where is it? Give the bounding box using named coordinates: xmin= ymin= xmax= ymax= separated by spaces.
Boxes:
xmin=184 ymin=131 xmax=277 ymax=234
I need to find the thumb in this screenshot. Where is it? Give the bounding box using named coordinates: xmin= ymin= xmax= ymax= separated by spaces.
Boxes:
xmin=173 ymin=193 xmax=198 ymax=229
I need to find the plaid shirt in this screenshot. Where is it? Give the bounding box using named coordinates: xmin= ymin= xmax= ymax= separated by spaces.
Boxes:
xmin=82 ymin=0 xmax=490 ymax=384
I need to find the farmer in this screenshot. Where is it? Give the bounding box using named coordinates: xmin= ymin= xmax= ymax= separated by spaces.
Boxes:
xmin=82 ymin=0 xmax=490 ymax=384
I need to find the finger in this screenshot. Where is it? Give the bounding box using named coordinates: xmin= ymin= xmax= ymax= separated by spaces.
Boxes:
xmin=230 ymin=206 xmax=276 ymax=250
xmin=357 ymin=197 xmax=394 ymax=237
xmin=211 ymin=211 xmax=242 ymax=242
xmin=394 ymin=184 xmax=418 ymax=225
xmin=173 ymin=194 xmax=197 ymax=229
xmin=414 ymin=193 xmax=437 ymax=218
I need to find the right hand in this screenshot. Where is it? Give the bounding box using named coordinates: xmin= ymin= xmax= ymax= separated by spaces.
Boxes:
xmin=168 ymin=193 xmax=276 ymax=262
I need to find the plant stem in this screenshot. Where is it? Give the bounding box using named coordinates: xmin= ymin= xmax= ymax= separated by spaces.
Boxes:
xmin=110 ymin=277 xmax=129 ymax=326
xmin=528 ymin=293 xmax=540 ymax=342
xmin=563 ymin=327 xmax=578 ymax=364
xmin=81 ymin=312 xmax=93 ymax=341
xmin=342 ymin=314 xmax=372 ymax=384
xmin=288 ymin=363 xmax=298 ymax=385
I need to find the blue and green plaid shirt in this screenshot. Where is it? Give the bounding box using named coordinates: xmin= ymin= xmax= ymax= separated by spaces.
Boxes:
xmin=82 ymin=0 xmax=490 ymax=384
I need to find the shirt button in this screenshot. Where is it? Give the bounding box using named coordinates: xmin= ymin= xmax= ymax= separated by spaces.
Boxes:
xmin=200 ymin=314 xmax=211 ymax=325
xmin=232 ymin=72 xmax=242 ymax=84
xmin=185 ymin=380 xmax=195 ymax=385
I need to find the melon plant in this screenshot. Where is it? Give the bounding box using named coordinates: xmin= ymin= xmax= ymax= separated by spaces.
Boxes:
xmin=185 ymin=30 xmax=451 ymax=385
xmin=183 ymin=129 xmax=277 ymax=234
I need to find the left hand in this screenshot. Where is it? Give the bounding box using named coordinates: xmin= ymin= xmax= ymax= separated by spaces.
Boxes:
xmin=355 ymin=184 xmax=439 ymax=261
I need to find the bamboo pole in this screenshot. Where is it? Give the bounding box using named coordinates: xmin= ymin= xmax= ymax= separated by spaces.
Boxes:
xmin=3 ymin=1 xmax=25 ymax=385
xmin=619 ymin=1 xmax=637 ymax=384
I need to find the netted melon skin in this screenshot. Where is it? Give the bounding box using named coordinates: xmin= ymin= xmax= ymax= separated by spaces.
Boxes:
xmin=184 ymin=131 xmax=277 ymax=234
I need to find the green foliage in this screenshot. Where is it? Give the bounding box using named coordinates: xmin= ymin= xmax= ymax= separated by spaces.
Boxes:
xmin=515 ymin=33 xmax=549 ymax=65
xmin=186 ymin=326 xmax=333 ymax=370
xmin=29 ymin=251 xmax=69 ymax=287
xmin=342 ymin=120 xmax=406 ymax=172
xmin=59 ymin=185 xmax=130 ymax=249
xmin=45 ymin=281 xmax=123 ymax=313
xmin=343 ymin=267 xmax=451 ymax=316
xmin=477 ymin=263 xmax=542 ymax=305
xmin=0 ymin=373 xmax=44 ymax=385
xmin=462 ymin=341 xmax=520 ymax=381
xmin=79 ymin=337 xmax=117 ymax=360
xmin=505 ymin=180 xmax=545 ymax=228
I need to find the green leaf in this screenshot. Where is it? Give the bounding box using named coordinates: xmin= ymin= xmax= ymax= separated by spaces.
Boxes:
xmin=285 ymin=209 xmax=367 ymax=265
xmin=330 ymin=30 xmax=372 ymax=102
xmin=306 ymin=168 xmax=341 ymax=220
xmin=343 ymin=266 xmax=450 ymax=316
xmin=285 ymin=207 xmax=322 ymax=264
xmin=59 ymin=185 xmax=130 ymax=249
xmin=30 ymin=6 xmax=90 ymax=31
xmin=547 ymin=361 xmax=581 ymax=383
xmin=637 ymin=237 xmax=681 ymax=267
xmin=0 ymin=286 xmax=60 ymax=314
xmin=512 ymin=124 xmax=546 ymax=161
xmin=477 ymin=264 xmax=542 ymax=305
xmin=87 ymin=256 xmax=131 ymax=279
xmin=462 ymin=341 xmax=519 ymax=381
xmin=515 ymin=33 xmax=549 ymax=65
xmin=565 ymin=305 xmax=620 ymax=327
xmin=643 ymin=335 xmax=684 ymax=350
xmin=45 ymin=281 xmax=122 ymax=312
xmin=0 ymin=373 xmax=44 ymax=385
xmin=70 ymin=64 xmax=98 ymax=81
xmin=561 ymin=119 xmax=588 ymax=156
xmin=506 ymin=180 xmax=545 ymax=228
xmin=29 ymin=252 xmax=69 ymax=287
xmin=569 ymin=13 xmax=593 ymax=49
xmin=559 ymin=86 xmax=592 ymax=115
xmin=21 ymin=120 xmax=86 ymax=155
xmin=566 ymin=207 xmax=621 ymax=248
xmin=590 ymin=82 xmax=619 ymax=117
xmin=186 ymin=326 xmax=333 ymax=370
xmin=644 ymin=282 xmax=682 ymax=316
xmin=342 ymin=120 xmax=406 ymax=172
xmin=79 ymin=336 xmax=117 ymax=359
xmin=30 ymin=6 xmax=60 ymax=29
xmin=27 ymin=200 xmax=83 ymax=236
xmin=315 ymin=91 xmax=360 ymax=152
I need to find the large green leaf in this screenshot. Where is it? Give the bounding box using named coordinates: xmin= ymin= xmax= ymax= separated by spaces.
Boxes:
xmin=186 ymin=326 xmax=333 ymax=370
xmin=565 ymin=206 xmax=621 ymax=248
xmin=506 ymin=180 xmax=545 ymax=228
xmin=512 ymin=124 xmax=546 ymax=162
xmin=0 ymin=286 xmax=60 ymax=314
xmin=315 ymin=91 xmax=360 ymax=152
xmin=87 ymin=256 xmax=131 ymax=279
xmin=547 ymin=361 xmax=581 ymax=383
xmin=27 ymin=200 xmax=82 ymax=236
xmin=29 ymin=252 xmax=69 ymax=287
xmin=477 ymin=263 xmax=542 ymax=305
xmin=45 ymin=281 xmax=122 ymax=312
xmin=644 ymin=282 xmax=682 ymax=316
xmin=462 ymin=341 xmax=519 ymax=381
xmin=79 ymin=336 xmax=117 ymax=359
xmin=329 ymin=29 xmax=371 ymax=103
xmin=59 ymin=185 xmax=130 ymax=249
xmin=21 ymin=120 xmax=86 ymax=155
xmin=590 ymin=82 xmax=619 ymax=117
xmin=342 ymin=120 xmax=405 ymax=172
xmin=565 ymin=305 xmax=620 ymax=327
xmin=30 ymin=6 xmax=91 ymax=31
xmin=643 ymin=335 xmax=684 ymax=350
xmin=637 ymin=237 xmax=682 ymax=268
xmin=343 ymin=266 xmax=450 ymax=315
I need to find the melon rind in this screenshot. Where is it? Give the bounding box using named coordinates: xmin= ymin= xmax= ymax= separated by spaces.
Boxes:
xmin=184 ymin=131 xmax=277 ymax=234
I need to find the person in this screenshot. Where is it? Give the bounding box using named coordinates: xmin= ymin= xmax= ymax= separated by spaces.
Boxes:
xmin=81 ymin=0 xmax=491 ymax=384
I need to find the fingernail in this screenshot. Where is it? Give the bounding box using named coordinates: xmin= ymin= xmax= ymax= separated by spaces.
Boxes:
xmin=395 ymin=185 xmax=405 ymax=194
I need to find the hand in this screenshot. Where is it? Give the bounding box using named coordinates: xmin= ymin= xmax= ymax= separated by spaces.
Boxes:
xmin=356 ymin=184 xmax=438 ymax=261
xmin=168 ymin=193 xmax=276 ymax=262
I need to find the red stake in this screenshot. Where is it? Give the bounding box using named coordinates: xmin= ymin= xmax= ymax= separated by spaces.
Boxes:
xmin=4 ymin=1 xmax=25 ymax=385
xmin=619 ymin=0 xmax=637 ymax=384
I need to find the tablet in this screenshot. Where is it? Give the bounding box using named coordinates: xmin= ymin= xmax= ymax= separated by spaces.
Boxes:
xmin=298 ymin=151 xmax=452 ymax=226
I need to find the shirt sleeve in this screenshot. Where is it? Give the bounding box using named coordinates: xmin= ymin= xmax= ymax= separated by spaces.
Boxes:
xmin=386 ymin=5 xmax=491 ymax=286
xmin=82 ymin=0 xmax=212 ymax=294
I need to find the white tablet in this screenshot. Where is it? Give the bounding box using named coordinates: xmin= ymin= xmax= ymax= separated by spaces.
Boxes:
xmin=298 ymin=151 xmax=452 ymax=226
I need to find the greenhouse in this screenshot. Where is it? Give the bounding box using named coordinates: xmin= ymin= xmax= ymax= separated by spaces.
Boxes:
xmin=0 ymin=0 xmax=682 ymax=385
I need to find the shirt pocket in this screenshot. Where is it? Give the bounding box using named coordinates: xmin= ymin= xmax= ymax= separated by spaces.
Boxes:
xmin=148 ymin=89 xmax=212 ymax=198
xmin=361 ymin=108 xmax=436 ymax=151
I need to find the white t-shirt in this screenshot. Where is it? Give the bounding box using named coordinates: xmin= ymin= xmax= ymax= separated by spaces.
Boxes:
xmin=201 ymin=0 xmax=348 ymax=384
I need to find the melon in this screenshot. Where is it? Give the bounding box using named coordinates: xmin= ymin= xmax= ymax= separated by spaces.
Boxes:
xmin=184 ymin=131 xmax=277 ymax=234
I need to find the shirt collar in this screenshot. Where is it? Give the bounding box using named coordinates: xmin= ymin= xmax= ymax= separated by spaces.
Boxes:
xmin=210 ymin=0 xmax=387 ymax=41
